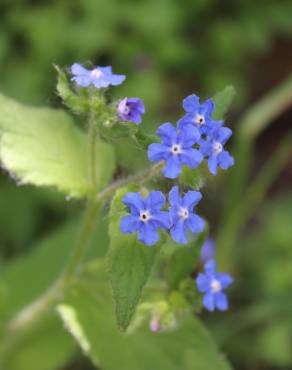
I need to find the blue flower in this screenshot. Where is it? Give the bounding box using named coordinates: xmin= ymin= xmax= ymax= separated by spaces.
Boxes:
xmin=117 ymin=97 xmax=145 ymax=125
xmin=120 ymin=190 xmax=171 ymax=246
xmin=200 ymin=238 xmax=216 ymax=263
xmin=200 ymin=126 xmax=234 ymax=175
xmin=71 ymin=63 xmax=125 ymax=88
xmin=168 ymin=186 xmax=205 ymax=244
xmin=196 ymin=260 xmax=233 ymax=312
xmin=148 ymin=122 xmax=203 ymax=179
xmin=178 ymin=94 xmax=220 ymax=135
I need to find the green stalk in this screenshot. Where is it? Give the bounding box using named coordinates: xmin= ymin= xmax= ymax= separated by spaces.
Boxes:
xmin=217 ymin=75 xmax=292 ymax=270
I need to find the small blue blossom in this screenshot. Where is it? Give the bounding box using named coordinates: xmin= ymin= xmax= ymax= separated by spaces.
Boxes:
xmin=200 ymin=238 xmax=216 ymax=263
xmin=196 ymin=260 xmax=233 ymax=312
xmin=117 ymin=97 xmax=145 ymax=125
xmin=178 ymin=94 xmax=220 ymax=135
xmin=71 ymin=63 xmax=125 ymax=88
xmin=168 ymin=186 xmax=205 ymax=244
xmin=200 ymin=126 xmax=234 ymax=175
xmin=120 ymin=191 xmax=171 ymax=246
xmin=148 ymin=122 xmax=203 ymax=179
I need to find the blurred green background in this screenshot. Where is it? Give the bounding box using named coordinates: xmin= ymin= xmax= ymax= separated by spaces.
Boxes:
xmin=0 ymin=0 xmax=292 ymax=369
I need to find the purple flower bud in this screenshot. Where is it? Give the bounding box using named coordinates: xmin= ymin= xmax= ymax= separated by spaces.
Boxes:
xmin=149 ymin=318 xmax=160 ymax=332
xmin=117 ymin=97 xmax=145 ymax=125
xmin=200 ymin=238 xmax=216 ymax=263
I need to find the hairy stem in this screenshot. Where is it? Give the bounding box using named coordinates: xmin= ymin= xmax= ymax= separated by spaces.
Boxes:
xmin=88 ymin=110 xmax=98 ymax=191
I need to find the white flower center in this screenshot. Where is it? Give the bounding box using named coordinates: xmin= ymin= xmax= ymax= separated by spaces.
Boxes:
xmin=210 ymin=279 xmax=222 ymax=293
xmin=123 ymin=105 xmax=130 ymax=115
xmin=90 ymin=69 xmax=103 ymax=79
xmin=170 ymin=144 xmax=182 ymax=155
xmin=195 ymin=114 xmax=205 ymax=125
xmin=139 ymin=210 xmax=151 ymax=223
xmin=213 ymin=141 xmax=223 ymax=154
xmin=178 ymin=207 xmax=189 ymax=220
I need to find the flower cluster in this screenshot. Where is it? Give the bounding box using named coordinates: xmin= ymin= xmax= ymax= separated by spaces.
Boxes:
xmin=120 ymin=186 xmax=204 ymax=246
xmin=70 ymin=63 xmax=233 ymax=313
xmin=149 ymin=94 xmax=234 ymax=177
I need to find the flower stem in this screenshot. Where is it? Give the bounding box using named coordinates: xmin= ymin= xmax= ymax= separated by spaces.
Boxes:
xmin=88 ymin=109 xmax=97 ymax=191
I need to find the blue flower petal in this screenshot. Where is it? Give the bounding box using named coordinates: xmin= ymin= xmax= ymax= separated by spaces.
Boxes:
xmin=217 ymin=127 xmax=232 ymax=144
xmin=178 ymin=125 xmax=200 ymax=147
xmin=205 ymin=259 xmax=216 ymax=275
xmin=170 ymin=219 xmax=188 ymax=244
xmin=186 ymin=214 xmax=205 ymax=233
xmin=217 ymin=273 xmax=234 ymax=288
xmin=163 ymin=156 xmax=182 ymax=179
xmin=181 ymin=148 xmax=203 ymax=168
xmin=208 ymin=155 xmax=218 ymax=175
xmin=152 ymin=211 xmax=171 ymax=229
xmin=218 ymin=150 xmax=234 ymax=170
xmin=201 ymin=99 xmax=215 ymax=118
xmin=156 ymin=122 xmax=177 ymax=145
xmin=120 ymin=215 xmax=139 ymax=234
xmin=168 ymin=186 xmax=182 ymax=206
xmin=177 ymin=114 xmax=195 ymax=129
xmin=147 ymin=143 xmax=169 ymax=162
xmin=182 ymin=94 xmax=200 ymax=113
xmin=203 ymin=292 xmax=215 ymax=311
xmin=200 ymin=141 xmax=212 ymax=157
xmin=215 ymin=292 xmax=229 ymax=311
xmin=196 ymin=273 xmax=208 ymax=293
xmin=145 ymin=191 xmax=166 ymax=212
xmin=182 ymin=190 xmax=202 ymax=209
xmin=122 ymin=192 xmax=144 ymax=214
xmin=71 ymin=63 xmax=89 ymax=76
xmin=138 ymin=223 xmax=159 ymax=246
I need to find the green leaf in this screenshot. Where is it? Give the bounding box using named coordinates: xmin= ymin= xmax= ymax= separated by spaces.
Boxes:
xmin=108 ymin=187 xmax=159 ymax=331
xmin=212 ymin=86 xmax=235 ymax=120
xmin=179 ymin=166 xmax=204 ymax=190
xmin=0 ymin=93 xmax=115 ymax=197
xmin=59 ymin=261 xmax=233 ymax=370
xmin=165 ymin=228 xmax=208 ymax=289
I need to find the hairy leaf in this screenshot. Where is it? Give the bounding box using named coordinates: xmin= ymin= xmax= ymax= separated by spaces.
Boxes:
xmin=0 ymin=93 xmax=115 ymax=197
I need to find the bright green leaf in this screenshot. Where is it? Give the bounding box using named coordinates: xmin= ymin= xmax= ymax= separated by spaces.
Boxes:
xmin=212 ymin=86 xmax=235 ymax=120
xmin=108 ymin=187 xmax=159 ymax=331
xmin=59 ymin=261 xmax=233 ymax=370
xmin=0 ymin=93 xmax=115 ymax=197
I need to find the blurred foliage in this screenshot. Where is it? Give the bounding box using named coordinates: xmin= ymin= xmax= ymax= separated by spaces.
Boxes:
xmin=208 ymin=193 xmax=292 ymax=369
xmin=0 ymin=0 xmax=291 ymax=107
